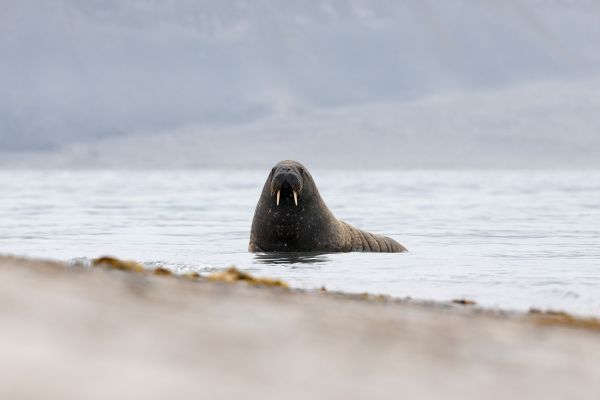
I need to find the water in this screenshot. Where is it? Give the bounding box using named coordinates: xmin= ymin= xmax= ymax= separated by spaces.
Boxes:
xmin=1 ymin=170 xmax=599 ymax=316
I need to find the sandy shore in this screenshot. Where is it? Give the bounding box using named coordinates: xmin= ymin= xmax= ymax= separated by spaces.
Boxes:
xmin=1 ymin=255 xmax=599 ymax=400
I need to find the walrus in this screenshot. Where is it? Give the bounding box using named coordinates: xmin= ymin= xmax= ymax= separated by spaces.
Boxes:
xmin=249 ymin=160 xmax=407 ymax=253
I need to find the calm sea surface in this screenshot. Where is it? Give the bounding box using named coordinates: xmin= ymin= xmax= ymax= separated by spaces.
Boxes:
xmin=1 ymin=170 xmax=599 ymax=316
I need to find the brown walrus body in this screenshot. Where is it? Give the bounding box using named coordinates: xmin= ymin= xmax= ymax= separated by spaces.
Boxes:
xmin=249 ymin=160 xmax=407 ymax=253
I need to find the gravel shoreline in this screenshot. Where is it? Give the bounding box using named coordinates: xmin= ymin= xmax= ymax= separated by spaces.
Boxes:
xmin=1 ymin=255 xmax=599 ymax=400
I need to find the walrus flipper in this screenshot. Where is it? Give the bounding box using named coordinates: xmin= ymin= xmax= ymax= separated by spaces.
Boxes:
xmin=341 ymin=221 xmax=406 ymax=253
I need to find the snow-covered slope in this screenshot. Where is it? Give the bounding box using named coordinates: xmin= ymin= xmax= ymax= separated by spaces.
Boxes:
xmin=3 ymin=77 xmax=598 ymax=169
xmin=1 ymin=0 xmax=599 ymax=167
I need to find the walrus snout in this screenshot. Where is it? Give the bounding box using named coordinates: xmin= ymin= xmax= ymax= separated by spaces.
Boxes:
xmin=271 ymin=167 xmax=303 ymax=207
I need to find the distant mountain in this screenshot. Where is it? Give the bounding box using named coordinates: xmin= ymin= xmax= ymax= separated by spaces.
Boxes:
xmin=3 ymin=77 xmax=599 ymax=169
xmin=1 ymin=0 xmax=600 ymax=158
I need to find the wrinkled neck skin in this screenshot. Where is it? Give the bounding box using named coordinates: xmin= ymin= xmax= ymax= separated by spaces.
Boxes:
xmin=249 ymin=171 xmax=345 ymax=252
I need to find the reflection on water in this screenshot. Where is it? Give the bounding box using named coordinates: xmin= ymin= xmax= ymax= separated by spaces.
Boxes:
xmin=253 ymin=252 xmax=331 ymax=265
xmin=1 ymin=170 xmax=599 ymax=316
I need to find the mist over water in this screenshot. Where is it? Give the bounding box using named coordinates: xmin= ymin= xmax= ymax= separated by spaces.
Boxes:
xmin=1 ymin=0 xmax=600 ymax=168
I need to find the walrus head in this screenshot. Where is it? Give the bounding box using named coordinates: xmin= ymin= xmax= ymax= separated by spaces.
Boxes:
xmin=269 ymin=160 xmax=305 ymax=207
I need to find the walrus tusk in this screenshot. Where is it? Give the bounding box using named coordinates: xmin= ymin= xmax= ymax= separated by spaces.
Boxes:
xmin=276 ymin=190 xmax=281 ymax=206
xmin=293 ymin=191 xmax=298 ymax=206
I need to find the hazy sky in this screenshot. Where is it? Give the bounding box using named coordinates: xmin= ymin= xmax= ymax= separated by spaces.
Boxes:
xmin=1 ymin=0 xmax=599 ymax=167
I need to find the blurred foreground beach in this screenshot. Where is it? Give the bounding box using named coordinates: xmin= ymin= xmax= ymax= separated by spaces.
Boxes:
xmin=0 ymin=255 xmax=599 ymax=400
